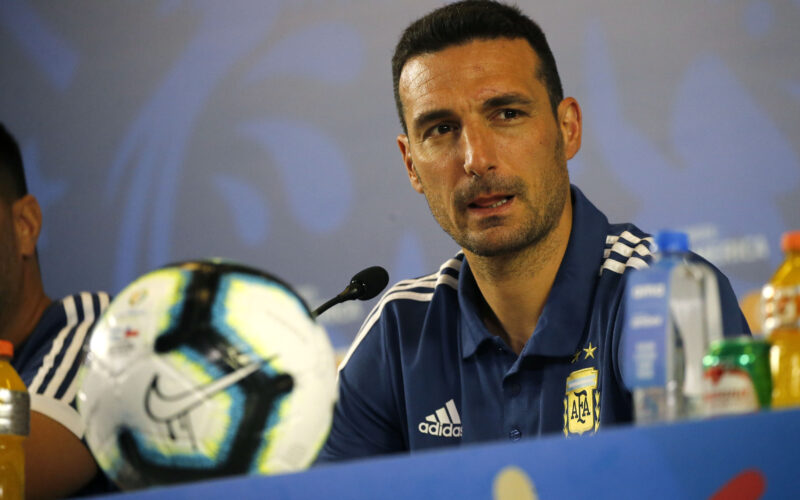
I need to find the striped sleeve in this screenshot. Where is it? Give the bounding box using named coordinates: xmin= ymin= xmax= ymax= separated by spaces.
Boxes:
xmin=28 ymin=292 xmax=110 ymax=438
xmin=337 ymin=255 xmax=461 ymax=371
xmin=600 ymin=230 xmax=655 ymax=275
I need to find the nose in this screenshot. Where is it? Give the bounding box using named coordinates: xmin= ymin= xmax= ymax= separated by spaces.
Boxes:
xmin=461 ymin=124 xmax=496 ymax=178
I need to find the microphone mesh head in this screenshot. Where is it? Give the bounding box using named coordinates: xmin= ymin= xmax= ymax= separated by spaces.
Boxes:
xmin=352 ymin=266 xmax=389 ymax=301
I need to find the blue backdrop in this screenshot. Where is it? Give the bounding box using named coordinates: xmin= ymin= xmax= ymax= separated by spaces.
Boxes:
xmin=1 ymin=0 xmax=798 ymax=350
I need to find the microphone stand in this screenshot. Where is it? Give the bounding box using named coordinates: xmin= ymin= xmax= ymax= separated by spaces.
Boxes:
xmin=312 ymin=287 xmax=360 ymax=318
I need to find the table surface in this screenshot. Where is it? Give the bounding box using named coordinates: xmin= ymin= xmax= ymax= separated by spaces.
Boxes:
xmin=95 ymin=408 xmax=800 ymax=499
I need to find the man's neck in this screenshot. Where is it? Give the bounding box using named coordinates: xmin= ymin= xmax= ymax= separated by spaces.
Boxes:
xmin=0 ymin=266 xmax=52 ymax=349
xmin=466 ymin=199 xmax=573 ymax=355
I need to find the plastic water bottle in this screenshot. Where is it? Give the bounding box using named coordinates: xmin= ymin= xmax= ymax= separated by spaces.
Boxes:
xmin=622 ymin=230 xmax=724 ymax=423
xmin=0 ymin=340 xmax=29 ymax=499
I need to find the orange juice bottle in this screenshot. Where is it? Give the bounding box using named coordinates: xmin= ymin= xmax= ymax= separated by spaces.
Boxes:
xmin=0 ymin=340 xmax=28 ymax=499
xmin=762 ymin=231 xmax=800 ymax=407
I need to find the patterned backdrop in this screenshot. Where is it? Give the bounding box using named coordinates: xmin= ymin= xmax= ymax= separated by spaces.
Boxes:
xmin=1 ymin=0 xmax=798 ymax=349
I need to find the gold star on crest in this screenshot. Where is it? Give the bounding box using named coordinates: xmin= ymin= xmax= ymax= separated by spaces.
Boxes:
xmin=583 ymin=342 xmax=597 ymax=359
xmin=570 ymin=351 xmax=581 ymax=364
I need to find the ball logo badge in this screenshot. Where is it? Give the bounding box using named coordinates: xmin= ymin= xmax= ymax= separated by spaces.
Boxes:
xmin=128 ymin=288 xmax=148 ymax=307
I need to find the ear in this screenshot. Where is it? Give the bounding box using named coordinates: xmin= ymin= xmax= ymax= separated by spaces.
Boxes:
xmin=12 ymin=194 xmax=42 ymax=258
xmin=397 ymin=134 xmax=424 ymax=194
xmin=557 ymin=97 xmax=582 ymax=160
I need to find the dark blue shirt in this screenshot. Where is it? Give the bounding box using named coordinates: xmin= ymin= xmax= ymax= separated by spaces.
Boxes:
xmin=15 ymin=292 xmax=109 ymax=435
xmin=13 ymin=292 xmax=116 ymax=495
xmin=319 ymin=186 xmax=749 ymax=461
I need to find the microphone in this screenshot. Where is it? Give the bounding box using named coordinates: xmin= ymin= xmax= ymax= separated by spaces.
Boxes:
xmin=312 ymin=266 xmax=389 ymax=318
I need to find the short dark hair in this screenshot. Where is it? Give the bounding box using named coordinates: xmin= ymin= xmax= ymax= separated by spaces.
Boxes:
xmin=391 ymin=0 xmax=564 ymax=132
xmin=0 ymin=123 xmax=28 ymax=202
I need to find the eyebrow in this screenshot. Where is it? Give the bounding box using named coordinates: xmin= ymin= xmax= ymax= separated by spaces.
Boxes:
xmin=482 ymin=93 xmax=534 ymax=111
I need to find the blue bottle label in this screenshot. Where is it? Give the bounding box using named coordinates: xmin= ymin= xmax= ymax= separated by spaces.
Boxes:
xmin=622 ymin=263 xmax=673 ymax=388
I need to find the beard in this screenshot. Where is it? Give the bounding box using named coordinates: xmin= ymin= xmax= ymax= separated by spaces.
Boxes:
xmin=421 ymin=134 xmax=570 ymax=258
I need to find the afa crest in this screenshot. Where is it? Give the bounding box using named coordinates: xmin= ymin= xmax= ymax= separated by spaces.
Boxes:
xmin=563 ymin=367 xmax=600 ymax=437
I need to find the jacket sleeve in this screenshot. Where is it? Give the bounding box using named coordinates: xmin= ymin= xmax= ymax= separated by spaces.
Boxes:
xmin=695 ymin=252 xmax=751 ymax=336
xmin=22 ymin=292 xmax=110 ymax=439
xmin=715 ymin=270 xmax=752 ymax=337
xmin=316 ymin=309 xmax=407 ymax=463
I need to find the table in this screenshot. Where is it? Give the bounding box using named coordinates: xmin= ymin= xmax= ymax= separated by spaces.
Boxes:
xmin=96 ymin=408 xmax=800 ymax=499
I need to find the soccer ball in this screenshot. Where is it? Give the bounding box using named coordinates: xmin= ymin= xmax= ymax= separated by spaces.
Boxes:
xmin=77 ymin=260 xmax=337 ymax=489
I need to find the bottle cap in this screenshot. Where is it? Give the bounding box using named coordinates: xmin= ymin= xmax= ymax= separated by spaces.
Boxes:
xmin=655 ymin=230 xmax=689 ymax=253
xmin=781 ymin=231 xmax=800 ymax=252
xmin=0 ymin=340 xmax=13 ymax=358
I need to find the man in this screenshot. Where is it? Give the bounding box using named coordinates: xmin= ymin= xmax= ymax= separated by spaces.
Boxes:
xmin=318 ymin=1 xmax=748 ymax=460
xmin=0 ymin=123 xmax=111 ymax=497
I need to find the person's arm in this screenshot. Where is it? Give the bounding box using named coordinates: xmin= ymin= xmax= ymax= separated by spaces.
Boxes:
xmin=715 ymin=272 xmax=752 ymax=336
xmin=317 ymin=314 xmax=407 ymax=462
xmin=18 ymin=292 xmax=111 ymax=498
xmin=319 ymin=369 xmax=405 ymax=461
xmin=25 ymin=412 xmax=97 ymax=499
xmin=693 ymin=254 xmax=751 ymax=336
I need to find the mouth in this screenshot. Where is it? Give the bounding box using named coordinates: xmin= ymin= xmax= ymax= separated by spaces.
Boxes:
xmin=467 ymin=195 xmax=514 ymax=212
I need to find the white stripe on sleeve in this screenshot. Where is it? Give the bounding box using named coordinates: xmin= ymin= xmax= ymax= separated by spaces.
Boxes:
xmin=28 ymin=296 xmax=79 ymax=394
xmin=45 ymin=292 xmax=98 ymax=399
xmin=62 ymin=292 xmax=109 ymax=403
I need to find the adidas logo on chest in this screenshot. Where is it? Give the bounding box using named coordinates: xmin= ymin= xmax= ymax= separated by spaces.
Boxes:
xmin=417 ymin=399 xmax=462 ymax=438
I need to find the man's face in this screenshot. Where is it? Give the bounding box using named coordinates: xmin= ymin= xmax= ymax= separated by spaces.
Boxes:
xmin=397 ymin=38 xmax=581 ymax=258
